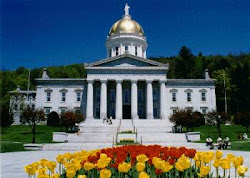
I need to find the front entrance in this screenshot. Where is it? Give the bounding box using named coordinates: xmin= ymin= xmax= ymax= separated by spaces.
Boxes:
xmin=123 ymin=105 xmax=131 ymax=119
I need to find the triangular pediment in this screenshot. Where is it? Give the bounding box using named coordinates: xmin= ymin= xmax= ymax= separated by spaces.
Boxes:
xmin=85 ymin=54 xmax=168 ymax=68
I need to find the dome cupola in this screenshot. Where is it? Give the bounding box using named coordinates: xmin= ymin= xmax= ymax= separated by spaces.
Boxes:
xmin=106 ymin=4 xmax=147 ymax=58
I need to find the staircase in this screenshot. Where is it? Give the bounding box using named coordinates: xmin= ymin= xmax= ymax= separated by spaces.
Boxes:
xmin=42 ymin=119 xmax=209 ymax=151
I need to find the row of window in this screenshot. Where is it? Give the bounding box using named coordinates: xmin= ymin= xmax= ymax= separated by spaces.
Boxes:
xmin=109 ymin=46 xmax=139 ymax=57
xmin=171 ymin=92 xmax=206 ymax=102
xmin=44 ymin=107 xmax=81 ymax=115
xmin=172 ymin=107 xmax=208 ymax=115
xmin=46 ymin=92 xmax=82 ymax=102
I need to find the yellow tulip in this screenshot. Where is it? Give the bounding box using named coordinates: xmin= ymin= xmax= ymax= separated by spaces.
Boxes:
xmin=213 ymin=159 xmax=220 ymax=168
xmin=75 ymin=163 xmax=82 ymax=171
xmin=65 ymin=162 xmax=76 ymax=170
xmin=37 ymin=174 xmax=49 ymax=178
xmin=153 ymin=158 xmax=164 ymax=169
xmin=47 ymin=161 xmax=57 ymax=173
xmin=227 ymin=153 xmax=235 ymax=161
xmin=24 ymin=164 xmax=36 ymax=175
xmin=161 ymin=162 xmax=173 ymax=172
xmin=97 ymin=159 xmax=108 ymax=169
xmin=37 ymin=168 xmax=47 ymax=175
xmin=175 ymin=155 xmax=191 ymax=172
xmin=66 ymin=169 xmax=76 ymax=178
xmin=83 ymin=161 xmax=95 ymax=171
xmin=52 ymin=174 xmax=60 ymax=178
xmin=100 ymin=168 xmax=112 ymax=178
xmin=77 ymin=175 xmax=87 ymax=178
xmin=40 ymin=159 xmax=48 ymax=168
xmin=100 ymin=153 xmax=108 ymax=160
xmin=64 ymin=152 xmax=73 ymax=160
xmin=195 ymin=160 xmax=201 ymax=168
xmin=139 ymin=172 xmax=150 ymax=178
xmin=220 ymin=158 xmax=231 ymax=170
xmin=136 ymin=163 xmax=145 ymax=172
xmin=215 ymin=151 xmax=223 ymax=159
xmin=118 ymin=162 xmax=131 ymax=173
xmin=136 ymin=154 xmax=149 ymax=163
xmin=237 ymin=165 xmax=248 ymax=177
xmin=32 ymin=162 xmax=39 ymax=170
xmin=233 ymin=156 xmax=244 ymax=168
xmin=56 ymin=154 xmax=64 ymax=164
xmin=202 ymin=153 xmax=212 ymax=164
xmin=198 ymin=165 xmax=210 ymax=177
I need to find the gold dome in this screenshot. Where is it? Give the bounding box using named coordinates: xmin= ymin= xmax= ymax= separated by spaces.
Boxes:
xmin=109 ymin=18 xmax=145 ymax=36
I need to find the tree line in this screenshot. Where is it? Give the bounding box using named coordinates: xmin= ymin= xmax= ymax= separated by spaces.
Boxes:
xmin=1 ymin=46 xmax=250 ymax=128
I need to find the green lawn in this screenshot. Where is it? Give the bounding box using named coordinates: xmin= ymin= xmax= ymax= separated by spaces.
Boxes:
xmin=193 ymin=125 xmax=250 ymax=151
xmin=1 ymin=125 xmax=64 ymax=153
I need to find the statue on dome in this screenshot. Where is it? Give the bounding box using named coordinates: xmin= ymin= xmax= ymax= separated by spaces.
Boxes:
xmin=124 ymin=3 xmax=130 ymax=16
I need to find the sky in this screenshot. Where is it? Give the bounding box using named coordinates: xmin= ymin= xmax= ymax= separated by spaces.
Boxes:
xmin=1 ymin=0 xmax=250 ymax=70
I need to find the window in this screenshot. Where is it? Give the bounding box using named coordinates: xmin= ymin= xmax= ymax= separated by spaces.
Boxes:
xmin=95 ymin=107 xmax=100 ymax=118
xmin=46 ymin=92 xmax=51 ymax=102
xmin=153 ymin=88 xmax=158 ymax=101
xmin=171 ymin=107 xmax=178 ymax=115
xmin=61 ymin=92 xmax=66 ymax=102
xmin=135 ymin=46 xmax=138 ymax=56
xmin=186 ymin=107 xmax=193 ymax=112
xmin=76 ymin=92 xmax=81 ymax=102
xmin=187 ymin=92 xmax=191 ymax=102
xmin=116 ymin=47 xmax=119 ymax=56
xmin=32 ymin=104 xmax=35 ymax=110
xmin=74 ymin=107 xmax=81 ymax=114
xmin=44 ymin=107 xmax=51 ymax=115
xmin=125 ymin=45 xmax=128 ymax=51
xmin=109 ymin=49 xmax=112 ymax=57
xmin=95 ymin=88 xmax=100 ymax=102
xmin=153 ymin=108 xmax=158 ymax=118
xmin=200 ymin=107 xmax=208 ymax=114
xmin=124 ymin=89 xmax=130 ymax=103
xmin=201 ymin=92 xmax=206 ymax=101
xmin=60 ymin=107 xmax=67 ymax=114
xmin=172 ymin=92 xmax=176 ymax=102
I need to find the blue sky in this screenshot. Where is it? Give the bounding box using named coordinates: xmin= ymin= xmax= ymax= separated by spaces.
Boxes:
xmin=2 ymin=0 xmax=250 ymax=70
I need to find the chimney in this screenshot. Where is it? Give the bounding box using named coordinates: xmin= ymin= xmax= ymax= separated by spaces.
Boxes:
xmin=205 ymin=69 xmax=210 ymax=80
xmin=42 ymin=68 xmax=49 ymax=79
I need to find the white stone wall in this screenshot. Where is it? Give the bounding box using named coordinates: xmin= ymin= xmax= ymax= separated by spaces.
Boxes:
xmin=166 ymin=86 xmax=216 ymax=118
xmin=36 ymin=85 xmax=84 ymax=114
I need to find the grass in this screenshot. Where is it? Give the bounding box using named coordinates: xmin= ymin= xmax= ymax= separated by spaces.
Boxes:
xmin=1 ymin=125 xmax=65 ymax=153
xmin=193 ymin=124 xmax=250 ymax=151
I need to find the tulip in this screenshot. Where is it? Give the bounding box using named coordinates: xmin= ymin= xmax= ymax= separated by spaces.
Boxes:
xmin=83 ymin=161 xmax=95 ymax=171
xmin=56 ymin=154 xmax=64 ymax=164
xmin=136 ymin=162 xmax=145 ymax=172
xmin=66 ymin=169 xmax=76 ymax=178
xmin=40 ymin=159 xmax=48 ymax=168
xmin=52 ymin=174 xmax=60 ymax=178
xmin=233 ymin=156 xmax=244 ymax=168
xmin=100 ymin=168 xmax=112 ymax=178
xmin=77 ymin=175 xmax=87 ymax=178
xmin=118 ymin=162 xmax=131 ymax=173
xmin=136 ymin=154 xmax=149 ymax=163
xmin=47 ymin=161 xmax=57 ymax=173
xmin=161 ymin=162 xmax=173 ymax=172
xmin=37 ymin=174 xmax=49 ymax=178
xmin=237 ymin=165 xmax=248 ymax=177
xmin=198 ymin=165 xmax=210 ymax=177
xmin=24 ymin=164 xmax=36 ymax=175
xmin=139 ymin=172 xmax=150 ymax=178
xmin=97 ymin=159 xmax=108 ymax=169
xmin=216 ymin=151 xmax=223 ymax=159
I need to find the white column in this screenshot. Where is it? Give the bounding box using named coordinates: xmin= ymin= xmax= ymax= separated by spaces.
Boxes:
xmin=100 ymin=79 xmax=108 ymax=120
xmin=115 ymin=79 xmax=123 ymax=120
xmin=86 ymin=79 xmax=94 ymax=120
xmin=131 ymin=79 xmax=138 ymax=120
xmin=160 ymin=80 xmax=167 ymax=119
xmin=146 ymin=79 xmax=153 ymax=119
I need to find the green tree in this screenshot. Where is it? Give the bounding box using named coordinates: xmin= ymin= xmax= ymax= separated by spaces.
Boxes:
xmin=20 ymin=108 xmax=45 ymax=143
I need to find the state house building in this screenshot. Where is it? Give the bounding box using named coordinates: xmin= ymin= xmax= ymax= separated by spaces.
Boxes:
xmin=27 ymin=4 xmax=216 ymax=123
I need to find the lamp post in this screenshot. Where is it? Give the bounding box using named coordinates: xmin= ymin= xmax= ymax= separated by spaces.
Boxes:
xmin=217 ymin=115 xmax=222 ymax=138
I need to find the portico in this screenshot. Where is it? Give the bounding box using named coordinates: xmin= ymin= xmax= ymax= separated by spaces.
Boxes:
xmin=86 ymin=77 xmax=167 ymax=120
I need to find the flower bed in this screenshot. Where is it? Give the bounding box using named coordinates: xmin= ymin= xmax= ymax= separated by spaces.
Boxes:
xmin=24 ymin=145 xmax=248 ymax=178
xmin=119 ymin=139 xmax=135 ymax=143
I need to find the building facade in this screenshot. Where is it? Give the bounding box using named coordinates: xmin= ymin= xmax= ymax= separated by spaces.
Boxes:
xmin=14 ymin=4 xmax=216 ymax=123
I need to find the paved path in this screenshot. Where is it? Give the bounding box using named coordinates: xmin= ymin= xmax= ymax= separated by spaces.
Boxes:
xmin=1 ymin=149 xmax=250 ymax=178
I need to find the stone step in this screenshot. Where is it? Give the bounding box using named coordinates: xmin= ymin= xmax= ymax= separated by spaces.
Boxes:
xmin=136 ymin=127 xmax=172 ymax=133
xmin=138 ymin=133 xmax=187 ymax=142
xmin=80 ymin=127 xmax=118 ymax=133
xmin=42 ymin=143 xmax=113 ymax=151
xmin=67 ymin=133 xmax=116 ymax=143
